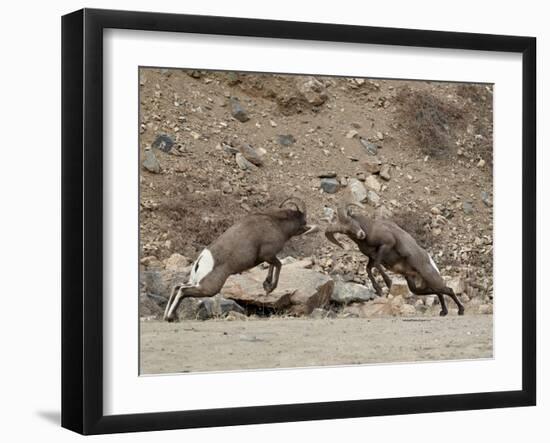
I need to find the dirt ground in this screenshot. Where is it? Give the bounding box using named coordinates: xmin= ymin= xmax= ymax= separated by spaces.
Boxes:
xmin=140 ymin=315 xmax=493 ymax=374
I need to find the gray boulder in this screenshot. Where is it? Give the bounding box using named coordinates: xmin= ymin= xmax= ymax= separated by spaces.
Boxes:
xmin=331 ymin=281 xmax=377 ymax=304
xmin=348 ymin=178 xmax=367 ymax=203
xmin=142 ymin=149 xmax=161 ymax=173
xmin=359 ymin=138 xmax=379 ymax=156
xmin=152 ymin=134 xmax=174 ymax=153
xmin=298 ymin=77 xmax=328 ymax=106
xmin=222 ymin=265 xmax=334 ymax=315
xmin=229 ymin=97 xmax=249 ymax=122
xmin=320 ymin=178 xmax=340 ymax=194
xmin=239 ymin=144 xmax=264 ymax=166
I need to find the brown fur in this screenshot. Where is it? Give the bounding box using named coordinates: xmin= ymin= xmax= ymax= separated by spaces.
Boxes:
xmin=325 ymin=205 xmax=464 ymax=316
xmin=164 ymin=200 xmax=315 ymax=321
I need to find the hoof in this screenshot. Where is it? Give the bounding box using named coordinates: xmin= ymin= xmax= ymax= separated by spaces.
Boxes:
xmin=439 ymin=310 xmax=448 ymax=317
xmin=263 ymin=279 xmax=274 ymax=294
xmin=165 ymin=315 xmax=179 ymax=323
xmin=458 ymin=309 xmax=465 ymax=316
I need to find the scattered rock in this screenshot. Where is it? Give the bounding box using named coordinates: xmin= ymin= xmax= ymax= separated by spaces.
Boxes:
xmin=375 ymin=205 xmax=393 ymax=219
xmin=188 ymin=70 xmax=202 ymax=79
xmin=320 ymin=177 xmax=340 ymax=194
xmin=285 ymin=257 xmax=315 ymax=269
xmin=478 ymin=304 xmax=493 ymax=315
xmin=164 ymin=253 xmax=190 ymax=271
xmin=236 ymin=153 xmax=257 ymax=170
xmin=196 ymin=294 xmax=245 ymax=320
xmin=229 ymin=97 xmax=249 ymax=122
xmin=477 ymin=158 xmax=486 ymax=168
xmin=362 ymin=158 xmax=382 ymax=174
xmin=288 ymin=270 xmax=334 ymax=315
xmin=140 ymin=255 xmax=163 ymax=269
xmin=346 ymin=129 xmax=359 ymax=139
xmin=222 ymin=266 xmax=334 ymax=315
xmin=239 ymin=144 xmax=264 ymax=166
xmin=348 ymin=178 xmax=367 ymax=203
xmin=140 ymin=294 xmax=165 ymax=318
xmin=481 ymin=191 xmax=492 ymax=207
xmin=222 ymin=280 xmax=293 ymax=310
xmin=322 ymin=206 xmax=335 ymax=222
xmin=390 ymin=276 xmax=410 ymax=297
xmin=318 ymin=171 xmax=337 ymax=179
xmin=379 ymin=164 xmax=391 ymax=181
xmin=390 ymin=295 xmax=405 ymax=307
xmin=446 ymin=276 xmax=466 ymax=294
xmin=331 ymin=281 xmax=376 ymax=304
xmin=359 ymin=138 xmax=379 ymax=155
xmin=345 ymin=299 xmax=396 ymax=318
xmin=142 ymin=149 xmax=161 ymax=173
xmin=226 ymin=72 xmax=240 ymax=85
xmin=221 ymin=181 xmax=233 ymax=194
xmin=152 ymin=134 xmax=175 ymax=152
xmin=298 ymin=76 xmax=328 ymax=106
xmin=463 ymin=201 xmax=474 ymax=215
xmin=309 ymin=308 xmax=335 ymax=319
xmin=225 ymin=311 xmax=247 ymax=321
xmin=424 ymin=295 xmax=436 ymax=307
xmin=365 ymin=175 xmax=382 ymax=192
xmin=366 ymin=190 xmax=381 ymax=207
xmin=141 ymin=269 xmax=191 ymax=300
xmin=400 ymin=304 xmax=417 ymax=317
xmin=376 ymin=131 xmax=384 ymax=141
xmin=277 ymin=134 xmax=296 ymax=146
xmin=220 ymin=142 xmax=240 ymax=155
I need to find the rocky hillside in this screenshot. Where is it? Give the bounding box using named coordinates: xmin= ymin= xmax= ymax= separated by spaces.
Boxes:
xmin=139 ymin=68 xmax=493 ymax=320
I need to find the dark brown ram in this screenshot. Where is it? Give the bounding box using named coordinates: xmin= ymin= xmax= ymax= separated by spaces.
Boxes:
xmin=164 ymin=197 xmax=318 ymax=321
xmin=325 ymin=203 xmax=464 ymax=316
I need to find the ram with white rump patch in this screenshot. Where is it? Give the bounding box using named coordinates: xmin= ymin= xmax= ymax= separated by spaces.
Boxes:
xmin=325 ymin=203 xmax=464 ymax=316
xmin=163 ymin=197 xmax=318 ymax=321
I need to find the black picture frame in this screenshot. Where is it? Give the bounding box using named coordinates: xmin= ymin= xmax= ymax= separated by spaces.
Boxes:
xmin=61 ymin=8 xmax=537 ymax=435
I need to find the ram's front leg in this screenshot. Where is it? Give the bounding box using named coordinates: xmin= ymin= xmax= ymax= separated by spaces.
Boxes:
xmin=263 ymin=257 xmax=282 ymax=294
xmin=373 ymin=238 xmax=396 ymax=269
xmin=366 ymin=260 xmax=383 ymax=296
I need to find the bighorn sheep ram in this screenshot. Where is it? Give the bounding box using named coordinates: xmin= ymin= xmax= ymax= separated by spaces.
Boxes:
xmin=163 ymin=197 xmax=318 ymax=321
xmin=325 ymin=203 xmax=464 ymax=316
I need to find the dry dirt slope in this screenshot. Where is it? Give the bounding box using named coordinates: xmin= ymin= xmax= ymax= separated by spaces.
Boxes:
xmin=138 ymin=69 xmax=493 ymax=304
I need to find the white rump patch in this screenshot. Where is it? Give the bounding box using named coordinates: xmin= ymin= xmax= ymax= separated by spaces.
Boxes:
xmin=428 ymin=254 xmax=440 ymax=273
xmin=189 ymin=249 xmax=215 ymax=286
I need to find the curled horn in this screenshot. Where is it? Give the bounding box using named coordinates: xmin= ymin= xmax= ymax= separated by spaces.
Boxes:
xmin=336 ymin=202 xmax=363 ymax=222
xmin=325 ymin=223 xmax=345 ymax=249
xmin=280 ymin=197 xmax=306 ymax=215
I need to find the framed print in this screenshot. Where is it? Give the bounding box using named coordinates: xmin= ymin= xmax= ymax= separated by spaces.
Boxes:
xmin=61 ymin=8 xmax=536 ymax=435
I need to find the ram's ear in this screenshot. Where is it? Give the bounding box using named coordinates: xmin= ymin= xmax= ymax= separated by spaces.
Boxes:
xmin=346 ymin=202 xmax=365 ymax=216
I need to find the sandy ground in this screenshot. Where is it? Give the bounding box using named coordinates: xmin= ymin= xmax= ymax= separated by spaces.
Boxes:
xmin=140 ymin=315 xmax=493 ymax=374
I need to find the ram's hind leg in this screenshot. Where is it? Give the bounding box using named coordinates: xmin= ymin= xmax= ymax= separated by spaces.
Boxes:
xmin=405 ymin=277 xmax=449 ymax=317
xmin=164 ymin=268 xmax=227 ymax=322
xmin=376 ymin=265 xmax=393 ymax=290
xmin=164 ymin=285 xmax=208 ymax=322
xmin=164 ymin=284 xmax=182 ymax=320
xmin=441 ymin=286 xmax=465 ymax=316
